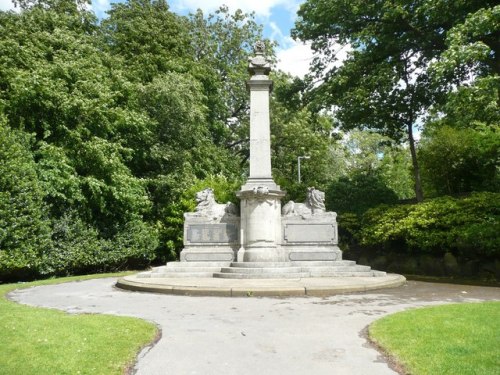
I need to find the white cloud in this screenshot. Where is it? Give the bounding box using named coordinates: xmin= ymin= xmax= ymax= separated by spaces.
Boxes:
xmin=91 ymin=0 xmax=111 ymax=17
xmin=276 ymin=39 xmax=313 ymax=78
xmin=0 ymin=0 xmax=17 ymax=12
xmin=170 ymin=0 xmax=299 ymax=17
xmin=276 ymin=38 xmax=352 ymax=80
xmin=0 ymin=0 xmax=108 ymax=14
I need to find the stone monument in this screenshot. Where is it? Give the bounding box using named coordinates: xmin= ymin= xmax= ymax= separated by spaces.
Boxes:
xmin=137 ymin=42 xmax=387 ymax=279
xmin=236 ymin=40 xmax=286 ymax=263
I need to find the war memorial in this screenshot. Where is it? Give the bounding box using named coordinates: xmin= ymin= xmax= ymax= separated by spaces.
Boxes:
xmin=117 ymin=42 xmax=405 ymax=296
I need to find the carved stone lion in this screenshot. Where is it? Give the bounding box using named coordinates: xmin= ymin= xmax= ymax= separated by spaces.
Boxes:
xmin=282 ymin=187 xmax=326 ymax=217
xmin=193 ymin=188 xmax=238 ymax=218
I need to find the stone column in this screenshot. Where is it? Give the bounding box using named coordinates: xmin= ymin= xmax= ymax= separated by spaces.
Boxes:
xmin=237 ymin=41 xmax=285 ymax=262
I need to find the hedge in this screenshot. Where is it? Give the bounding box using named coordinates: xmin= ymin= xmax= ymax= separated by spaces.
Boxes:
xmin=357 ymin=192 xmax=499 ymax=258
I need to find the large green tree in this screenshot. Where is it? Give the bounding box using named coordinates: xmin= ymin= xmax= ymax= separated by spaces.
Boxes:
xmin=0 ymin=118 xmax=52 ymax=279
xmin=418 ymin=125 xmax=499 ymax=196
xmin=293 ymin=0 xmax=498 ymax=202
xmin=270 ymin=72 xmax=337 ymax=197
xmin=101 ymin=0 xmax=193 ymax=82
xmin=188 ymin=6 xmax=274 ymax=159
xmin=0 ymin=0 xmax=159 ymax=278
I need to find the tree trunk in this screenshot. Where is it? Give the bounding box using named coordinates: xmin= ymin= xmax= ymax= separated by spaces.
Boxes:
xmin=408 ymin=123 xmax=424 ymax=202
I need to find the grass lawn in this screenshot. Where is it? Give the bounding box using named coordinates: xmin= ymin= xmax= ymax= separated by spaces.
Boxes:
xmin=0 ymin=273 xmax=159 ymax=375
xmin=369 ymin=301 xmax=500 ymax=375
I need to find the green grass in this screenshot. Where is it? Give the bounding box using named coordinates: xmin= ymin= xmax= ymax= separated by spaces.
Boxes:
xmin=369 ymin=302 xmax=500 ymax=375
xmin=0 ymin=273 xmax=159 ymax=375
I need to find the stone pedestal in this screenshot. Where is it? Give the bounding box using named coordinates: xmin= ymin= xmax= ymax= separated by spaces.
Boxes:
xmin=237 ymin=186 xmax=285 ymax=262
xmin=281 ymin=213 xmax=342 ymax=261
xmin=180 ymin=215 xmax=239 ymax=262
xmin=180 ymin=188 xmax=240 ymax=262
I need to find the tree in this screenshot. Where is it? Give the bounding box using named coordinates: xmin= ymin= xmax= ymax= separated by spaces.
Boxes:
xmin=422 ymin=5 xmax=499 ymax=196
xmin=293 ymin=0 xmax=498 ymax=202
xmin=429 ymin=5 xmax=499 ymax=128
xmin=326 ymin=173 xmax=399 ymax=215
xmin=270 ymin=72 xmax=337 ymax=198
xmin=102 ymin=0 xmax=193 ymax=82
xmin=188 ymin=6 xmax=273 ymax=156
xmin=0 ymin=118 xmax=52 ymax=280
xmin=340 ymin=130 xmax=414 ymax=199
xmin=0 ymin=0 xmax=159 ymax=277
xmin=418 ymin=125 xmax=499 ymax=196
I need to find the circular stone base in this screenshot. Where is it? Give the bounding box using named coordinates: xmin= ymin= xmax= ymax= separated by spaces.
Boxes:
xmin=116 ymin=274 xmax=406 ymax=297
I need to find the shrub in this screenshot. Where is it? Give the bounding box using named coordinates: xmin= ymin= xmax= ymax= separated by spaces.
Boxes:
xmin=47 ymin=213 xmax=158 ymax=277
xmin=359 ymin=192 xmax=500 ymax=258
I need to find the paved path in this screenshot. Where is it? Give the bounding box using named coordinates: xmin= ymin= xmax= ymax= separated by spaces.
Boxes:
xmin=9 ymin=279 xmax=499 ymax=375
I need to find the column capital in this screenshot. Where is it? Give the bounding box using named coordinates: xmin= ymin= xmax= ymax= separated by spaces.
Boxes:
xmin=246 ymin=79 xmax=273 ymax=92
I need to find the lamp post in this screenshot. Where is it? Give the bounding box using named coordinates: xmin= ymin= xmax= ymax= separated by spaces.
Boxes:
xmin=297 ymin=155 xmax=310 ymax=183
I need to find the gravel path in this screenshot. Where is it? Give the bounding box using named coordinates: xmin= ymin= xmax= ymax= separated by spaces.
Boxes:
xmin=9 ymin=279 xmax=500 ymax=375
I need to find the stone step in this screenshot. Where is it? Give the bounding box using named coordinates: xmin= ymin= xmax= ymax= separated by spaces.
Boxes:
xmin=158 ymin=267 xmax=224 ymax=273
xmin=220 ymin=267 xmax=303 ymax=274
xmin=308 ymin=270 xmax=385 ymax=277
xmin=150 ymin=266 xmax=167 ymax=273
xmin=166 ymin=261 xmax=231 ymax=268
xmin=146 ymin=272 xmax=217 ymax=278
xmin=229 ymin=262 xmax=294 ymax=268
xmin=291 ymin=260 xmax=355 ymax=267
xmin=213 ymin=272 xmax=310 ymax=279
xmin=300 ymin=265 xmax=372 ymax=272
xmin=139 ymin=269 xmax=386 ymax=279
xmin=229 ymin=260 xmax=357 ymax=268
xmin=220 ymin=265 xmax=371 ymax=274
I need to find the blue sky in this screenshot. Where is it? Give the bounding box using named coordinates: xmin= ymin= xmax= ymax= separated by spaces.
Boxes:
xmin=0 ymin=0 xmax=315 ymax=77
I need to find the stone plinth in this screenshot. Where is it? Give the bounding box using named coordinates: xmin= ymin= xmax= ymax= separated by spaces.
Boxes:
xmin=237 ymin=186 xmax=286 ymax=262
xmin=281 ymin=213 xmax=342 ymax=261
xmin=280 ymin=188 xmax=342 ymax=261
xmin=180 ymin=215 xmax=239 ymax=262
xmin=180 ymin=188 xmax=239 ymax=262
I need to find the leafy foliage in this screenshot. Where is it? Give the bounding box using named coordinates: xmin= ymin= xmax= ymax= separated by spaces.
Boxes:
xmin=419 ymin=125 xmax=500 ymax=196
xmin=0 ymin=120 xmax=52 ymax=280
xmin=102 ymin=0 xmax=193 ymax=82
xmin=271 ymin=72 xmax=336 ymax=197
xmin=338 ymin=130 xmax=414 ymax=200
xmin=293 ymin=0 xmax=498 ymax=201
xmin=327 ymin=173 xmax=399 ymax=215
xmin=1 ymin=0 xmax=497 ymax=281
xmin=359 ymin=193 xmax=500 ymax=257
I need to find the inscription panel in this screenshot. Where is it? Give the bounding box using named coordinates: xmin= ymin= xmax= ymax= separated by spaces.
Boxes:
xmin=284 ymin=224 xmax=336 ymax=243
xmin=187 ymin=224 xmax=239 ymax=244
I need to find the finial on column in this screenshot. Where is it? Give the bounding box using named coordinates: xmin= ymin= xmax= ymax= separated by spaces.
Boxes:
xmin=254 ymin=40 xmax=266 ymax=55
xmin=249 ymin=40 xmax=271 ymax=76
